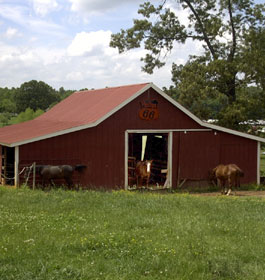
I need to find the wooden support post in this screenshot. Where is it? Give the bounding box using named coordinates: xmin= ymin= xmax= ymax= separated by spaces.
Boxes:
xmin=33 ymin=162 xmax=36 ymax=190
xmin=14 ymin=146 xmax=19 ymax=188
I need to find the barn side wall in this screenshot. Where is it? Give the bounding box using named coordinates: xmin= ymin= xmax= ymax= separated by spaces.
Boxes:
xmin=219 ymin=132 xmax=257 ymax=183
xmin=173 ymin=130 xmax=257 ymax=187
xmin=18 ymin=88 xmax=258 ymax=188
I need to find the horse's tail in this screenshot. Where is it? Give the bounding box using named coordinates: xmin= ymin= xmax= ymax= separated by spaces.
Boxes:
xmin=237 ymin=167 xmax=244 ymax=177
xmin=233 ymin=164 xmax=244 ymax=177
xmin=74 ymin=165 xmax=87 ymax=172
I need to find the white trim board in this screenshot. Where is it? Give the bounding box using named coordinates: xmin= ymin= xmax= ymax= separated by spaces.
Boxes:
xmin=127 ymin=129 xmax=212 ymax=133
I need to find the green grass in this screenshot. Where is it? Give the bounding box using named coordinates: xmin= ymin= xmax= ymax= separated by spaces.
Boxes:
xmin=0 ymin=187 xmax=265 ymax=279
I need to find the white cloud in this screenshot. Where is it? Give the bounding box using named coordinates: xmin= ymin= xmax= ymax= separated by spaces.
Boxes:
xmin=0 ymin=25 xmax=203 ymax=90
xmin=0 ymin=4 xmax=64 ymax=36
xmin=66 ymin=71 xmax=84 ymax=81
xmin=32 ymin=0 xmax=59 ymax=17
xmin=69 ymin=0 xmax=142 ymax=15
xmin=67 ymin=30 xmax=114 ymax=56
xmin=5 ymin=27 xmax=20 ymax=39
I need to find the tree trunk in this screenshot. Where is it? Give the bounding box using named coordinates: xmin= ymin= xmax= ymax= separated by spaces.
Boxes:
xmin=226 ymin=76 xmax=236 ymax=104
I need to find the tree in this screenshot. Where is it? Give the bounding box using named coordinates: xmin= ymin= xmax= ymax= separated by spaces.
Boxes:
xmin=0 ymin=87 xmax=16 ymax=114
xmin=110 ymin=0 xmax=265 ymax=129
xmin=241 ymin=27 xmax=265 ymax=91
xmin=8 ymin=108 xmax=44 ymax=125
xmin=15 ymin=80 xmax=60 ymax=113
xmin=58 ymin=87 xmax=76 ymax=100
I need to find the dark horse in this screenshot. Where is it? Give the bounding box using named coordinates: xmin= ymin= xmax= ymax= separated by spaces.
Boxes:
xmin=135 ymin=160 xmax=153 ymax=188
xmin=27 ymin=164 xmax=86 ymax=189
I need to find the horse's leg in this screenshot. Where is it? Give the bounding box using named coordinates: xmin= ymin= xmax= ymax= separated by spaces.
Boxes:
xmin=226 ymin=177 xmax=232 ymax=196
xmin=139 ymin=177 xmax=143 ymax=188
xmin=41 ymin=177 xmax=45 ymax=190
xmin=222 ymin=179 xmax=227 ymax=195
xmin=217 ymin=178 xmax=224 ymax=194
xmin=223 ymin=179 xmax=229 ymax=195
xmin=147 ymin=174 xmax=151 ymax=188
xmin=65 ymin=177 xmax=74 ymax=190
xmin=48 ymin=179 xmax=54 ymax=190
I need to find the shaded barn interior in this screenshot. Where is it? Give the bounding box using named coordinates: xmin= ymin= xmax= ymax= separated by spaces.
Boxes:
xmin=1 ymin=146 xmax=15 ymax=185
xmin=128 ymin=133 xmax=168 ymax=187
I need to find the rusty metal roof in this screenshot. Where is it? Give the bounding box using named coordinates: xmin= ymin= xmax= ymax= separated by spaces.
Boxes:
xmin=0 ymin=83 xmax=150 ymax=146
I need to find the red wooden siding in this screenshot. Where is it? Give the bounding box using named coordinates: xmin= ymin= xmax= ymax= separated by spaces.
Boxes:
xmin=175 ymin=131 xmax=220 ymax=182
xmin=219 ymin=133 xmax=257 ymax=183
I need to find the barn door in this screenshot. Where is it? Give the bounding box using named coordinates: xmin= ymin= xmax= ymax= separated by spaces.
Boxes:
xmin=126 ymin=131 xmax=172 ymax=189
xmin=176 ymin=131 xmax=220 ymax=187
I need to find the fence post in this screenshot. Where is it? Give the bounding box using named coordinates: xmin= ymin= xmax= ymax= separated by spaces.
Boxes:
xmin=33 ymin=162 xmax=36 ymax=190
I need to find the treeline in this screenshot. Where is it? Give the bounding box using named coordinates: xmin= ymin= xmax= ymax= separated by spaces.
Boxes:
xmin=164 ymin=85 xmax=265 ymax=134
xmin=0 ymin=80 xmax=75 ymax=127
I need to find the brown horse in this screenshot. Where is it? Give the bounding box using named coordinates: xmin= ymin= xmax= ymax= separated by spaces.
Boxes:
xmin=211 ymin=164 xmax=244 ymax=195
xmin=135 ymin=160 xmax=153 ymax=188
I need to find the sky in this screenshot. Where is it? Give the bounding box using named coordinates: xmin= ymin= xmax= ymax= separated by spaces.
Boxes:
xmin=0 ymin=0 xmax=262 ymax=91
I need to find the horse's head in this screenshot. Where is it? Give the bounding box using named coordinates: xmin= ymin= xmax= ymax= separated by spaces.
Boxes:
xmin=145 ymin=160 xmax=153 ymax=173
xmin=208 ymin=168 xmax=216 ymax=180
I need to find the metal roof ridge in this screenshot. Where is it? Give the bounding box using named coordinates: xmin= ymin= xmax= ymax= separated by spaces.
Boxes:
xmin=75 ymin=82 xmax=151 ymax=94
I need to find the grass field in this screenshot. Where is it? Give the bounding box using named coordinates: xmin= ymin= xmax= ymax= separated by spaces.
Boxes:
xmin=0 ymin=187 xmax=265 ymax=280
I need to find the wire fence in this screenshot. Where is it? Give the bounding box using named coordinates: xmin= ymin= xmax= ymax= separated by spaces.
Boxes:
xmin=1 ymin=163 xmax=33 ymax=186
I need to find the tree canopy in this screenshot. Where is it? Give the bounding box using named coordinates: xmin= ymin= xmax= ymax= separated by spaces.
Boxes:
xmin=110 ymin=0 xmax=265 ymax=129
xmin=0 ymin=81 xmax=76 ymax=127
xmin=15 ymin=80 xmax=60 ymax=113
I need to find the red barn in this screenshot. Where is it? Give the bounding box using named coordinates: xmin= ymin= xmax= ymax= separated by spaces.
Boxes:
xmin=0 ymin=83 xmax=264 ymax=189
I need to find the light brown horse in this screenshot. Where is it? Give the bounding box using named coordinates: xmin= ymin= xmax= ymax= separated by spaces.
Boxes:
xmin=211 ymin=164 xmax=244 ymax=195
xmin=135 ymin=160 xmax=153 ymax=188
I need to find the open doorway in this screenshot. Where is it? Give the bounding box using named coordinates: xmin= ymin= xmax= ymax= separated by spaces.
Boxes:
xmin=1 ymin=146 xmax=15 ymax=185
xmin=127 ymin=132 xmax=170 ymax=188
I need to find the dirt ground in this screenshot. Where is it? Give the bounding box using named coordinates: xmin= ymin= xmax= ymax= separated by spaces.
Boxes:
xmin=192 ymin=190 xmax=265 ymax=197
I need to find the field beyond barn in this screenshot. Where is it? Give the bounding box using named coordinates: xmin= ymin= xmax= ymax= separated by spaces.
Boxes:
xmin=0 ymin=187 xmax=265 ymax=280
